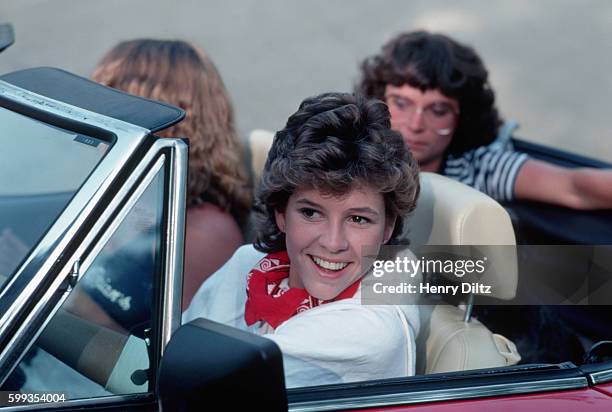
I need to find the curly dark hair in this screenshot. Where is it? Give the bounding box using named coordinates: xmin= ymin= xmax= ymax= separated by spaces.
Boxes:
xmin=253 ymin=92 xmax=420 ymax=253
xmin=357 ymin=30 xmax=502 ymax=156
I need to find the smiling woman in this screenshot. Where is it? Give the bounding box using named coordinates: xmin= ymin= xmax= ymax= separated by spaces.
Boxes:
xmin=275 ymin=186 xmax=393 ymax=300
xmin=184 ymin=92 xmax=421 ymax=388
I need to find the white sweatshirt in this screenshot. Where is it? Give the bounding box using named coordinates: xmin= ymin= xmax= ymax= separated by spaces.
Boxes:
xmin=183 ymin=245 xmax=419 ymax=388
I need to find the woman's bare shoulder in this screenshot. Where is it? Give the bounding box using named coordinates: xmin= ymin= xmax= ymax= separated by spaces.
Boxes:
xmin=182 ymin=203 xmax=245 ymax=308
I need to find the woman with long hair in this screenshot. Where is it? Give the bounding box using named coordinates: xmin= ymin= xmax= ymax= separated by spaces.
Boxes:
xmin=93 ymin=39 xmax=252 ymax=309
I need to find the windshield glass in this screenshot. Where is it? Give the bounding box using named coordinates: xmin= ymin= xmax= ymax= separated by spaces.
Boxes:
xmin=0 ymin=106 xmax=110 ymax=290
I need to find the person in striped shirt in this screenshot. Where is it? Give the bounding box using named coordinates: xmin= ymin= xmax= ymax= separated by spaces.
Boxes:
xmin=358 ymin=30 xmax=612 ymax=209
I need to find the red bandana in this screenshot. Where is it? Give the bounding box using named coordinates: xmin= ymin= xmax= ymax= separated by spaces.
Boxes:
xmin=244 ymin=251 xmax=360 ymax=329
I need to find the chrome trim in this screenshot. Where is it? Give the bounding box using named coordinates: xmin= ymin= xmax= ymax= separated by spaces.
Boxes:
xmin=0 ymin=154 xmax=164 ymax=384
xmin=0 ymin=81 xmax=149 ymax=339
xmin=463 ymin=294 xmax=474 ymax=322
xmin=0 ymin=138 xmax=187 ymax=385
xmin=288 ymin=377 xmax=588 ymax=412
xmin=159 ymin=139 xmax=188 ymax=355
xmin=590 ymin=368 xmax=612 ymax=385
xmin=0 ymin=80 xmax=144 ymax=135
xmin=0 ymin=139 xmax=183 ymax=384
xmin=74 ymin=156 xmax=166 ymax=282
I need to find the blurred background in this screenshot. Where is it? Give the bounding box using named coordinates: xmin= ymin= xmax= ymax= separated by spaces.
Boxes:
xmin=2 ymin=0 xmax=611 ymax=161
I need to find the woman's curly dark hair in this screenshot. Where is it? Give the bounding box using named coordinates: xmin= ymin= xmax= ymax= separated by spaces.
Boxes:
xmin=253 ymin=92 xmax=420 ymax=253
xmin=357 ymin=30 xmax=502 ymax=156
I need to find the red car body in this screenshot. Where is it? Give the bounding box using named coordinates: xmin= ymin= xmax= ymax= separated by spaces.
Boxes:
xmin=350 ymin=383 xmax=612 ymax=411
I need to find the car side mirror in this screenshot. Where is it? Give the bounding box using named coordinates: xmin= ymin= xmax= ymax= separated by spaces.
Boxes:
xmin=158 ymin=318 xmax=288 ymax=411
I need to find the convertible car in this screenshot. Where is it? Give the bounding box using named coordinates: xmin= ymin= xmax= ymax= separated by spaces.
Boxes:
xmin=0 ymin=27 xmax=611 ymax=411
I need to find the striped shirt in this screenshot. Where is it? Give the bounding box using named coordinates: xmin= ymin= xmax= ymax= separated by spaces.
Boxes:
xmin=443 ymin=143 xmax=529 ymax=202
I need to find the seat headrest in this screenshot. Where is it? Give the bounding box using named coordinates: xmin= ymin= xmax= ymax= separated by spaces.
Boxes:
xmin=406 ymin=173 xmax=517 ymax=300
xmin=249 ymin=129 xmax=275 ymax=182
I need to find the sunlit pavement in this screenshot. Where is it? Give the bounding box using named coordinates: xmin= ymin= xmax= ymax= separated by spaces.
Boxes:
xmin=2 ymin=0 xmax=610 ymax=162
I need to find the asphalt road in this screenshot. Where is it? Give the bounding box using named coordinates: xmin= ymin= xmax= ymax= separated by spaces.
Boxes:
xmin=2 ymin=0 xmax=611 ymax=161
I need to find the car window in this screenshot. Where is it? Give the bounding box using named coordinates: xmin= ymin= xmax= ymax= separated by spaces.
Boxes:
xmin=2 ymin=167 xmax=163 ymax=400
xmin=0 ymin=106 xmax=110 ymax=290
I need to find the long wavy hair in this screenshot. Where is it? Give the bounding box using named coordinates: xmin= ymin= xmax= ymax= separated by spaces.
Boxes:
xmin=358 ymin=30 xmax=502 ymax=156
xmin=93 ymin=39 xmax=252 ymax=224
xmin=254 ymin=92 xmax=420 ymax=252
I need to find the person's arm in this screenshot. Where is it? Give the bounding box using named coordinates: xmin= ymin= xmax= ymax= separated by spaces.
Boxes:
xmin=64 ymin=288 xmax=128 ymax=335
xmin=514 ymin=159 xmax=612 ymax=209
xmin=182 ymin=204 xmax=244 ymax=310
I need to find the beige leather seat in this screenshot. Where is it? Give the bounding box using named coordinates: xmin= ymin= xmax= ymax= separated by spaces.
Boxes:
xmin=249 ymin=129 xmax=275 ymax=183
xmin=248 ymin=129 xmax=521 ymax=375
xmin=407 ymin=172 xmax=520 ymax=374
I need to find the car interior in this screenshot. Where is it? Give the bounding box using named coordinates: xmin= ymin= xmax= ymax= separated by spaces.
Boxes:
xmin=249 ymin=129 xmax=522 ymax=376
xmin=0 ymin=66 xmax=186 ymax=401
xmin=0 ymin=19 xmax=609 ymax=404
xmin=249 ymin=129 xmax=612 ymax=374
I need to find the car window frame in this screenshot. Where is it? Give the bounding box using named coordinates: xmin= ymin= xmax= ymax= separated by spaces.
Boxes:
xmin=1 ymin=80 xmax=610 ymax=410
xmin=284 ymin=363 xmax=588 ymax=410
xmin=0 ymin=138 xmax=187 ymax=409
xmin=0 ymin=80 xmax=148 ymax=346
xmin=0 ymin=85 xmax=186 ymax=408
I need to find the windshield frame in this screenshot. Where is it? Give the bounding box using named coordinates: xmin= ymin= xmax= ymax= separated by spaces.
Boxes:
xmin=0 ymin=80 xmax=149 ymax=346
